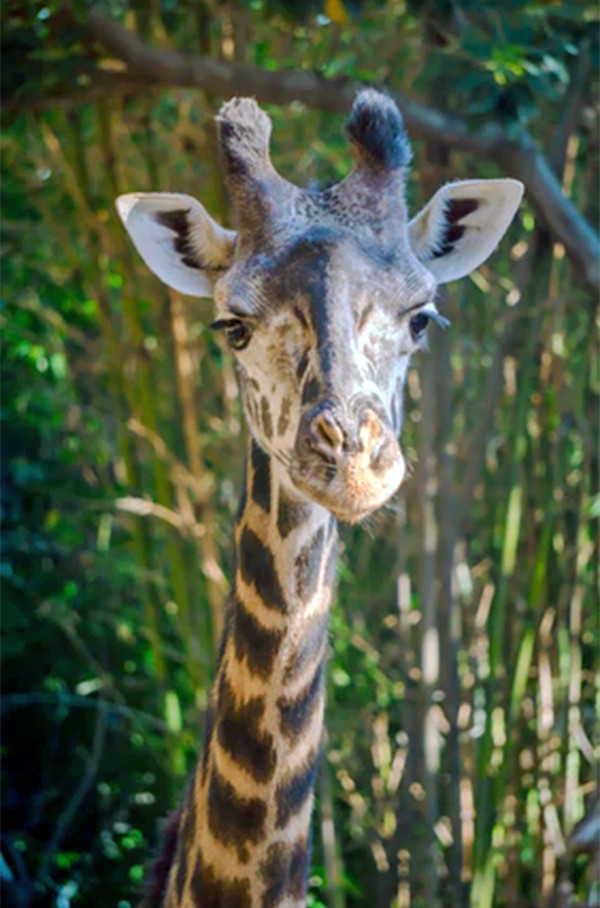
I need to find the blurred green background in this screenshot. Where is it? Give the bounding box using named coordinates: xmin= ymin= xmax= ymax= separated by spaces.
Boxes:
xmin=1 ymin=2 xmax=598 ymax=907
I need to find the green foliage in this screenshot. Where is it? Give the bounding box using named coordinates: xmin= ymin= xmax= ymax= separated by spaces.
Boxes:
xmin=1 ymin=2 xmax=598 ymax=907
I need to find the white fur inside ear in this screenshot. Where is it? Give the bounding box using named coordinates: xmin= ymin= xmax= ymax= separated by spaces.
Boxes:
xmin=115 ymin=193 xmax=237 ymax=297
xmin=409 ymin=179 xmax=524 ymax=284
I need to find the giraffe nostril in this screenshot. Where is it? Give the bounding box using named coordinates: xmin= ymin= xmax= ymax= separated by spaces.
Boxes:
xmin=308 ymin=411 xmax=345 ymax=462
xmin=316 ymin=412 xmax=345 ymax=450
xmin=358 ymin=409 xmax=384 ymax=456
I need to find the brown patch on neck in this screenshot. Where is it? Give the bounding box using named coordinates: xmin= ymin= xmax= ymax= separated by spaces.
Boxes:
xmin=238 ymin=525 xmax=287 ymax=612
xmin=259 ymin=837 xmax=311 ymax=906
xmin=277 ymin=488 xmax=311 ymax=539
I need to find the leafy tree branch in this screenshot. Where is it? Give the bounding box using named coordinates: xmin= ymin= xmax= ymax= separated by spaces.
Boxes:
xmin=4 ymin=8 xmax=598 ymax=289
xmin=58 ymin=10 xmax=599 ymax=291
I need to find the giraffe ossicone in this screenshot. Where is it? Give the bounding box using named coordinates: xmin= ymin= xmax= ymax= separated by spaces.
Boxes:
xmin=117 ymin=91 xmax=522 ymax=908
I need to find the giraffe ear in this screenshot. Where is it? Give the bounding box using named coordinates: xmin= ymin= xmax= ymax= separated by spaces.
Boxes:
xmin=408 ymin=179 xmax=524 ymax=284
xmin=115 ymin=193 xmax=237 ymax=297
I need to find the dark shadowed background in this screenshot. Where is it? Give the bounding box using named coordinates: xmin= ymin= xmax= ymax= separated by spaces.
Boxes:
xmin=1 ymin=2 xmax=598 ymax=907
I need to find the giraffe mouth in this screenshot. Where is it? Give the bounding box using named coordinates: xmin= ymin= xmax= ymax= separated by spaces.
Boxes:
xmin=289 ymin=445 xmax=405 ymax=524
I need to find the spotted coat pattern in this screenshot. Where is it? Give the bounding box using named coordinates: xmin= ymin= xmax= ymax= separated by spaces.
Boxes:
xmin=134 ymin=90 xmax=494 ymax=908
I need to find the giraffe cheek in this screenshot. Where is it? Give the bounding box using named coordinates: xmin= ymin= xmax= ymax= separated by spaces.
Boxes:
xmin=338 ymin=440 xmax=405 ymax=522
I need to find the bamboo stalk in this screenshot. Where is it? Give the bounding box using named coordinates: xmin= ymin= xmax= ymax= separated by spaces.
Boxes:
xmin=435 ymin=305 xmax=466 ymax=908
xmin=472 ymin=231 xmax=554 ymax=905
xmin=169 ymin=289 xmax=227 ymax=647
xmin=415 ymin=348 xmax=441 ymax=908
xmin=95 ymin=104 xmax=206 ymax=691
xmin=318 ymin=752 xmax=347 ymax=908
xmin=36 ymin=111 xmax=171 ymax=696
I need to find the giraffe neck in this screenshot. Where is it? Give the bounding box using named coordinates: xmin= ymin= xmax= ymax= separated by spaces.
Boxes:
xmin=165 ymin=440 xmax=339 ymax=908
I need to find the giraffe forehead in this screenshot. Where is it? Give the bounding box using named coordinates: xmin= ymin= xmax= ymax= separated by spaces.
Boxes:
xmin=224 ymin=229 xmax=430 ymax=324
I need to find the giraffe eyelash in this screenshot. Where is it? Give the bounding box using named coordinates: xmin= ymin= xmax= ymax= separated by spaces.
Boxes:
xmin=426 ymin=310 xmax=451 ymax=330
xmin=208 ymin=317 xmax=247 ymax=332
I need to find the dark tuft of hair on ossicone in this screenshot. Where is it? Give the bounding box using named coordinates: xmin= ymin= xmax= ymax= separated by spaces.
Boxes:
xmin=346 ymin=89 xmax=412 ymax=170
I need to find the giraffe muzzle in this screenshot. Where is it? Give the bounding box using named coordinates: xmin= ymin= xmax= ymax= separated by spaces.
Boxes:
xmin=292 ymin=404 xmax=405 ymax=521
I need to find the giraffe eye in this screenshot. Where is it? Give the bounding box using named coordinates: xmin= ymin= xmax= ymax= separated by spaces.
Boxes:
xmin=210 ymin=318 xmax=252 ymax=350
xmin=225 ymin=320 xmax=252 ymax=350
xmin=409 ymin=312 xmax=430 ymax=341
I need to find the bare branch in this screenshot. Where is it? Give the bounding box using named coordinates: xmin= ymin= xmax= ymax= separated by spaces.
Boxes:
xmin=3 ymin=72 xmax=150 ymax=114
xmin=127 ymin=418 xmax=212 ymax=502
xmin=1 ymin=692 xmax=170 ymax=733
xmin=115 ymin=495 xmax=206 ymax=539
xmin=36 ymin=701 xmax=108 ymax=887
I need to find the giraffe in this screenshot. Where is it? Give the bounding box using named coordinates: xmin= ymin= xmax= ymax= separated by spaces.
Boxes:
xmin=116 ymin=90 xmax=523 ymax=908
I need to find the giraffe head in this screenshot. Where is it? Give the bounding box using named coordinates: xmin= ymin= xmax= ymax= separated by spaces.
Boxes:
xmin=117 ymin=92 xmax=522 ymax=523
